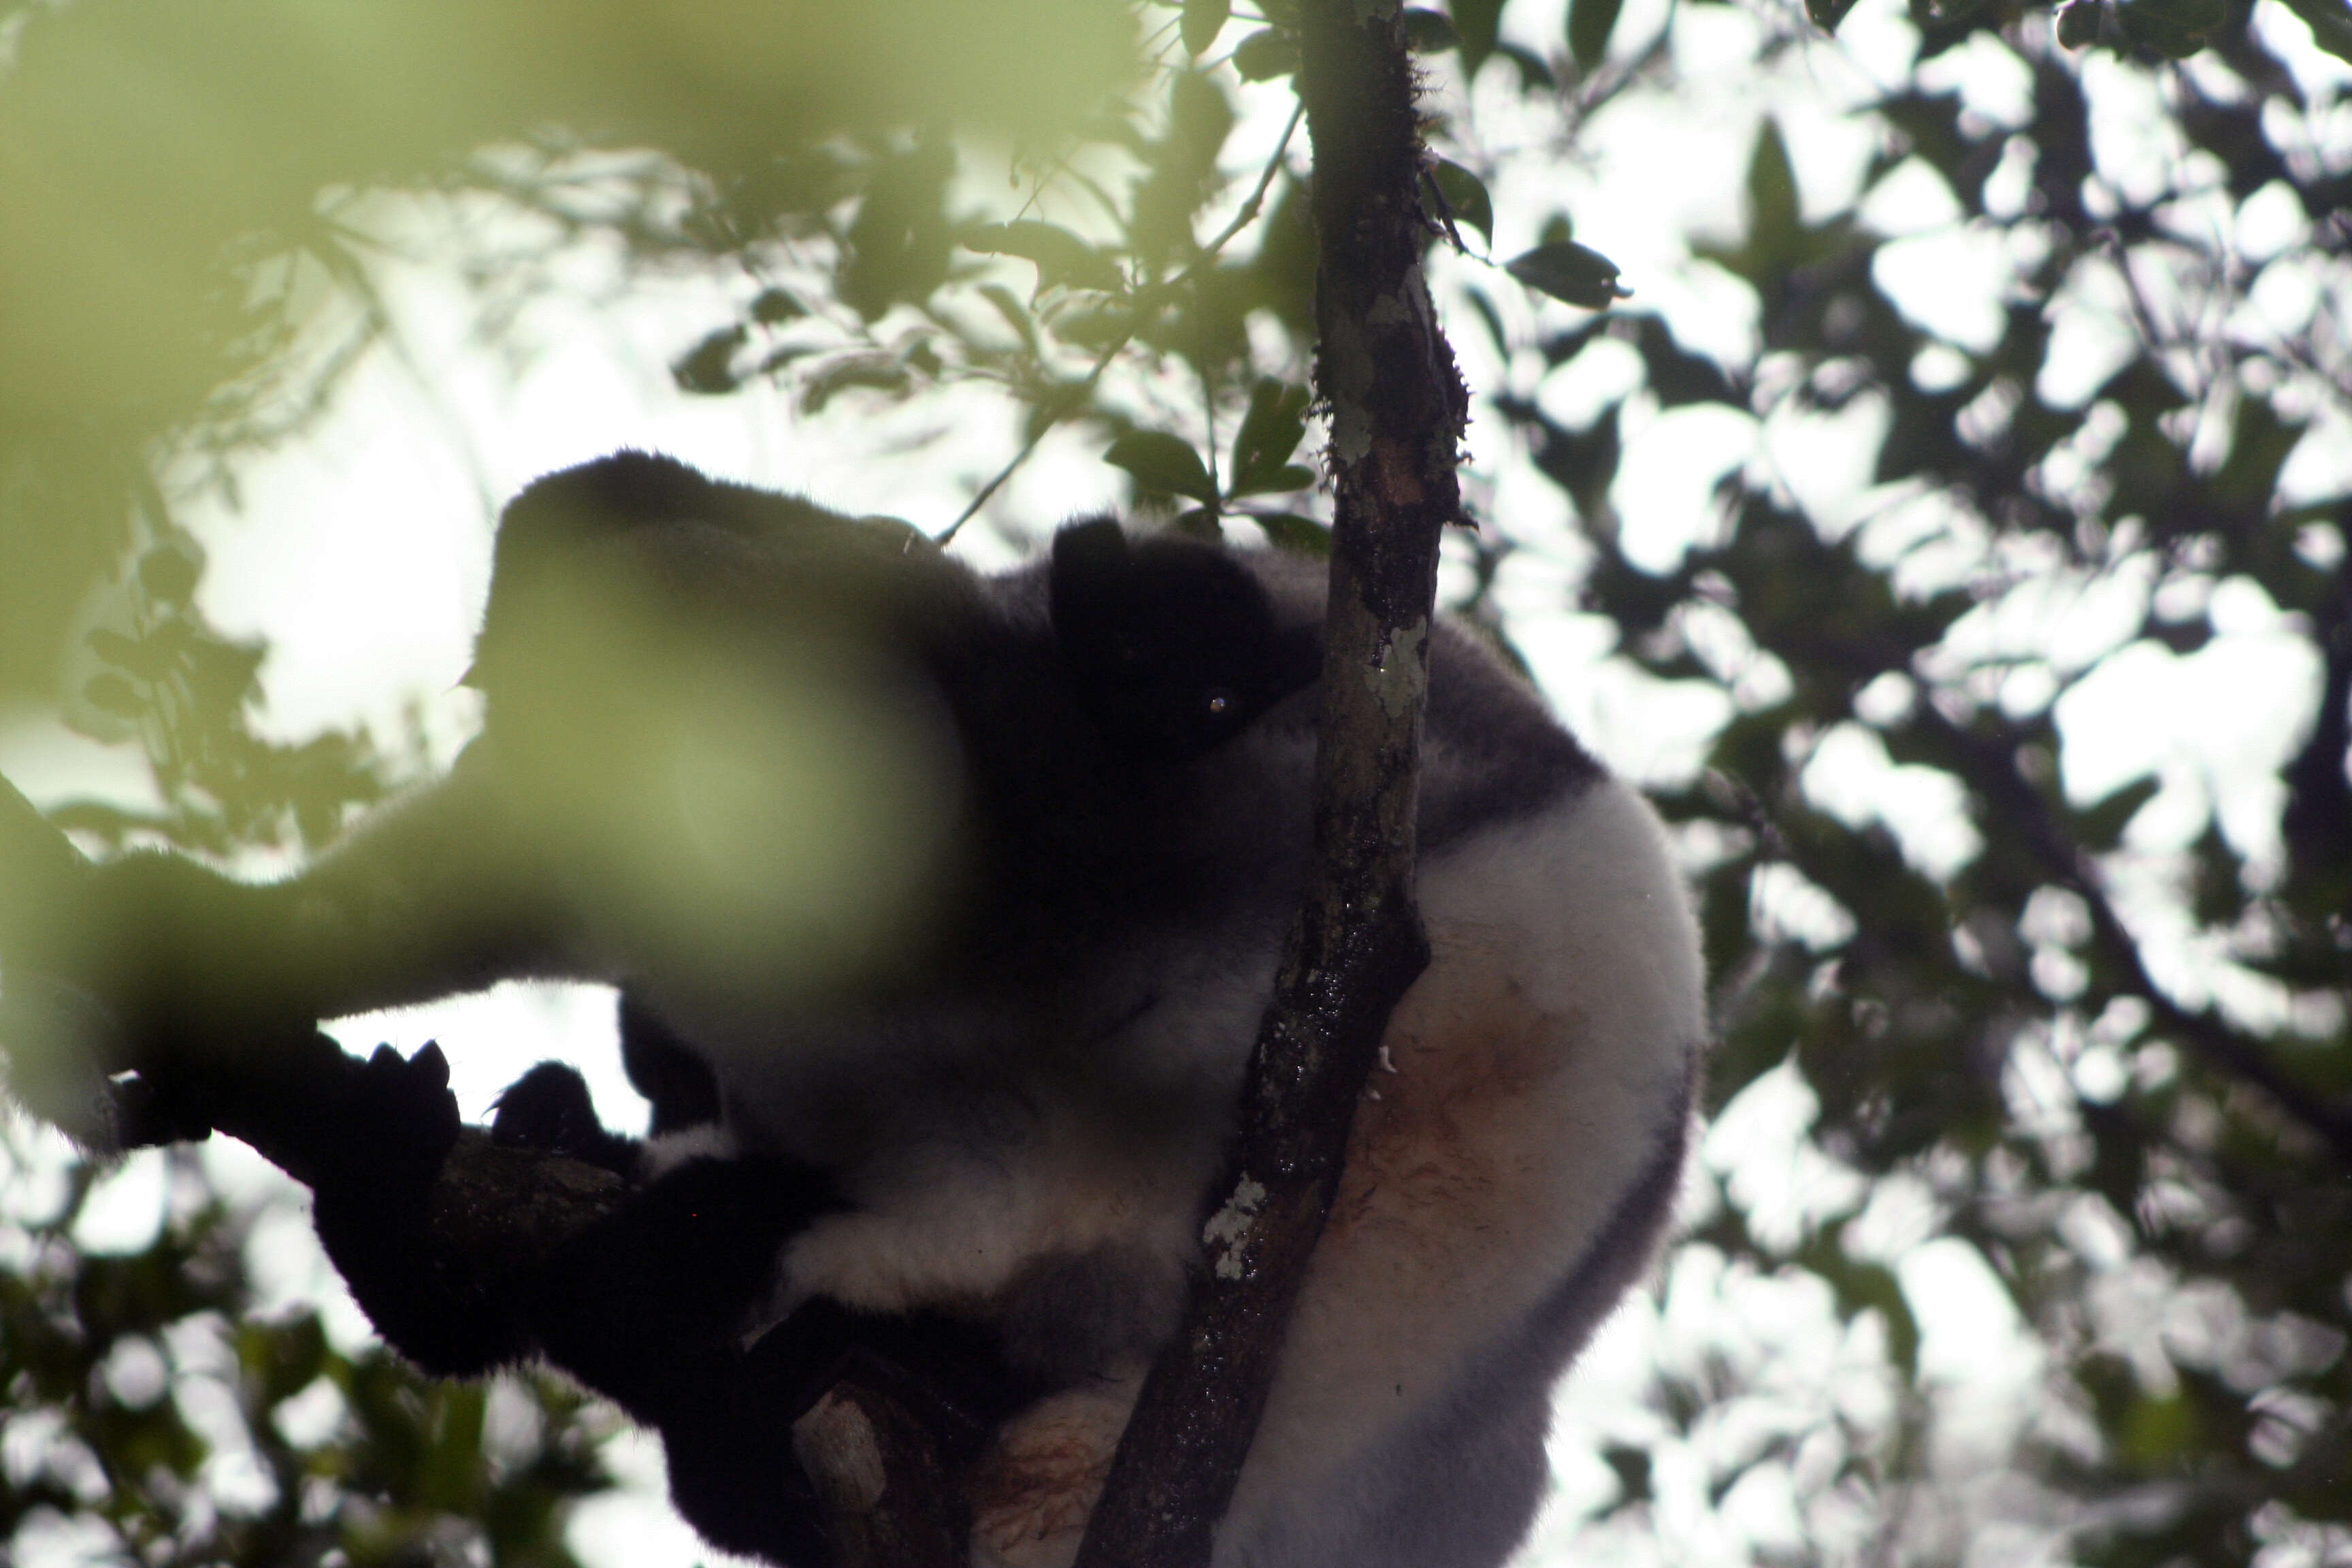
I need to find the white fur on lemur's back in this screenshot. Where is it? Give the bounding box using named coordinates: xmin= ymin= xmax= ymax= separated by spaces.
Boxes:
xmin=1216 ymin=778 xmax=1701 ymax=1567
xmin=958 ymin=779 xmax=1704 ymax=1568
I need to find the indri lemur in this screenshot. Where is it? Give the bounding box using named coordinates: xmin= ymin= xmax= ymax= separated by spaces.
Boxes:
xmin=3 ymin=453 xmax=1705 ymax=1568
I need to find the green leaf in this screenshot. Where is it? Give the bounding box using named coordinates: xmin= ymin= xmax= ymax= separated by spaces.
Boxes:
xmin=1230 ymin=378 xmax=1312 ymax=495
xmin=1567 ymin=0 xmax=1623 ymax=67
xmin=1428 ymin=160 xmax=1494 ymax=244
xmin=1106 ymin=431 xmax=1219 ymax=502
xmin=1452 ymin=0 xmax=1504 ymax=71
xmin=960 ymin=221 xmax=1124 ymax=293
xmin=1181 ymin=0 xmax=1230 ymax=54
xmin=1254 ymin=512 xmax=1333 ymax=556
xmin=1232 ymin=27 xmax=1301 ymax=78
xmin=1403 ymin=8 xmax=1461 ymax=50
xmin=1503 ymin=242 xmax=1631 ymax=308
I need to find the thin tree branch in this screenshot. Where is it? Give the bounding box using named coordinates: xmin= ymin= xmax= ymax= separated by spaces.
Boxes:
xmin=1073 ymin=3 xmax=1466 ymax=1563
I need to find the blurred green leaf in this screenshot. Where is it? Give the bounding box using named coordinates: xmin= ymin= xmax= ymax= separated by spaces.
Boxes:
xmin=672 ymin=325 xmax=747 ymax=395
xmin=749 ymin=287 xmax=806 ymax=324
xmin=1747 ymin=120 xmax=1801 ymax=258
xmin=1182 ymin=0 xmax=1231 ymax=54
xmin=962 ymin=220 xmax=1126 ymax=293
xmin=1452 ymin=0 xmax=1505 ymax=71
xmin=136 ymin=542 xmax=203 ymax=607
xmin=84 ymin=672 xmax=144 ymax=718
xmin=1568 ymin=0 xmax=1623 ymax=67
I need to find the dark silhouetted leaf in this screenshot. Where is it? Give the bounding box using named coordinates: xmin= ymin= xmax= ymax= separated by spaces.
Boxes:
xmin=1505 ymin=242 xmax=1631 ymax=308
xmin=1233 ymin=27 xmax=1300 ymax=78
xmin=1106 ymin=431 xmax=1218 ymax=502
xmin=1404 ymin=8 xmax=1461 ymax=51
xmin=1254 ymin=512 xmax=1333 ymax=556
xmin=1230 ymin=378 xmax=1312 ymax=495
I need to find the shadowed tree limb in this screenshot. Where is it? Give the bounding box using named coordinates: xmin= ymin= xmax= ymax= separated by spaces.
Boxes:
xmin=1073 ymin=3 xmax=1467 ymax=1564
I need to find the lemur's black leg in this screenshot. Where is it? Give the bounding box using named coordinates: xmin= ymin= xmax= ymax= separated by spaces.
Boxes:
xmin=485 ymin=1060 xmax=1041 ymax=1567
xmin=304 ymin=1042 xmax=529 ymax=1377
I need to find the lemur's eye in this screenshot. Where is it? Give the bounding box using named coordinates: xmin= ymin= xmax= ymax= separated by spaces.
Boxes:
xmin=1203 ymin=687 xmax=1235 ymax=717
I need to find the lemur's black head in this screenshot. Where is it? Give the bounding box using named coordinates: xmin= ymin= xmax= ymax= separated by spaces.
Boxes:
xmin=1049 ymin=519 xmax=1319 ymax=763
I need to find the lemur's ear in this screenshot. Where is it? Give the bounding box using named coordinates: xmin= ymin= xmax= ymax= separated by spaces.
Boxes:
xmin=1047 ymin=515 xmax=1132 ymax=637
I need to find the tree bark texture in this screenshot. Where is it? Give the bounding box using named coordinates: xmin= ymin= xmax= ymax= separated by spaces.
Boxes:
xmin=1071 ymin=4 xmax=1469 ymax=1565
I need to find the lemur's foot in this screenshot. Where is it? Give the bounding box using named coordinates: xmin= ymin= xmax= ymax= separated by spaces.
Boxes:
xmin=492 ymin=1060 xmax=640 ymax=1175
